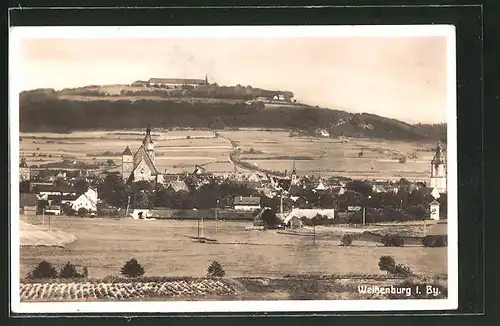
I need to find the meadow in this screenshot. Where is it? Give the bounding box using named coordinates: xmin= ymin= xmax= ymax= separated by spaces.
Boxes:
xmin=20 ymin=128 xmax=436 ymax=179
xmin=20 ymin=216 xmax=447 ymax=281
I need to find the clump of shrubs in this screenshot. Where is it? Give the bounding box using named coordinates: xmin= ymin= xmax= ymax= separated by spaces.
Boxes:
xmin=27 ymin=260 xmax=58 ymax=279
xmin=121 ymin=258 xmax=145 ymax=278
xmin=27 ymin=261 xmax=89 ymax=279
xmin=340 ymin=234 xmax=354 ymax=246
xmin=378 ymin=255 xmax=413 ymax=277
xmin=207 ymin=261 xmax=226 ymax=277
xmin=381 ymin=234 xmax=405 ymax=247
xmin=59 ymin=262 xmax=81 ymax=279
xmin=422 ymin=235 xmax=448 ymax=247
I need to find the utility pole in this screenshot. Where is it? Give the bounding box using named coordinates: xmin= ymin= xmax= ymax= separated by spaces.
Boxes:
xmin=280 ymin=190 xmax=284 ymax=215
xmin=42 ymin=207 xmax=45 ymax=228
xmin=313 ymin=222 xmax=316 ymax=245
xmin=362 ymin=206 xmax=366 ymax=226
xmin=125 ymin=195 xmax=131 ymax=218
xmin=215 ymin=199 xmax=219 ymax=235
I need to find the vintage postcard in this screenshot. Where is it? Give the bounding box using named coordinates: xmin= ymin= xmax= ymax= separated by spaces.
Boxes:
xmin=10 ymin=25 xmax=457 ymax=314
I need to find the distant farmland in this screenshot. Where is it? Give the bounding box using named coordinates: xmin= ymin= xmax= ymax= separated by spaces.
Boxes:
xmin=20 ymin=128 xmax=436 ymax=179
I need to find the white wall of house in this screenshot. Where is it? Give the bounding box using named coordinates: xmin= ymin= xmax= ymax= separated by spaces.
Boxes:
xmin=71 ymin=194 xmax=97 ymax=212
xmin=234 ymin=205 xmax=261 ymax=211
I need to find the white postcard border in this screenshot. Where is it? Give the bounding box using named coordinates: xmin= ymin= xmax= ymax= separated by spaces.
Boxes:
xmin=9 ymin=25 xmax=458 ymax=314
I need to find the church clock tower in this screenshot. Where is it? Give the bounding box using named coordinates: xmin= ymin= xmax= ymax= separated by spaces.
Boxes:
xmin=429 ymin=141 xmax=447 ymax=193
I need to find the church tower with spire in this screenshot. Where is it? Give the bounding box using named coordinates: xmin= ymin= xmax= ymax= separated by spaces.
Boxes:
xmin=122 ymin=145 xmax=133 ymax=181
xmin=429 ymin=141 xmax=447 ymax=193
xmin=19 ymin=157 xmax=31 ymax=181
xmin=142 ymin=125 xmax=155 ymax=165
xmin=291 ymin=159 xmax=298 ymax=185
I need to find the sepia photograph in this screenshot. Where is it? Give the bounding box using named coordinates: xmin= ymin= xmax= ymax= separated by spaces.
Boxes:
xmin=9 ymin=25 xmax=457 ymax=313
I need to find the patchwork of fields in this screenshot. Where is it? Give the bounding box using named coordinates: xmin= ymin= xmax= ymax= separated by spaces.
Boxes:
xmin=20 ymin=129 xmax=436 ymax=179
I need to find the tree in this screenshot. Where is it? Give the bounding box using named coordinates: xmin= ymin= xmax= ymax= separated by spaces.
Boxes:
xmin=59 ymin=261 xmax=80 ymax=279
xmin=378 ymin=256 xmax=396 ymax=274
xmin=78 ymin=207 xmax=88 ymax=216
xmin=121 ymin=258 xmax=145 ymax=278
xmin=407 ymin=204 xmax=427 ymax=220
xmin=346 ymin=180 xmax=373 ymax=197
xmin=106 ymin=159 xmax=116 ymax=166
xmin=340 ymin=234 xmax=354 ymax=246
xmin=28 ymin=261 xmax=58 ymax=279
xmin=74 ymin=179 xmax=89 ymax=194
xmin=260 ymin=209 xmax=281 ymax=228
xmin=207 ymin=261 xmax=226 ymax=277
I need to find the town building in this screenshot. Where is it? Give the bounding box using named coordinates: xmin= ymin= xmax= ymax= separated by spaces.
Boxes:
xmin=429 ymin=141 xmax=447 ymax=193
xmin=71 ymin=187 xmax=99 ymax=212
xmin=429 ymin=200 xmax=441 ymax=220
xmin=147 ymin=76 xmax=209 ymax=88
xmin=19 ymin=157 xmax=31 ymax=181
xmin=122 ymin=126 xmax=164 ymax=184
xmin=233 ymin=196 xmax=261 ymax=211
xmin=283 ymin=208 xmax=335 ymax=225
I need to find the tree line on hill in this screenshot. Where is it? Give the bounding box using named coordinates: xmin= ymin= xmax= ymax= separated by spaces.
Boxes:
xmin=20 ymin=95 xmax=446 ymax=142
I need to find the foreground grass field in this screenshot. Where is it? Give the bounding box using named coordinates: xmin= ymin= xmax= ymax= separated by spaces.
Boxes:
xmin=20 ymin=129 xmax=436 ymax=178
xmin=20 ymin=216 xmax=447 ymax=280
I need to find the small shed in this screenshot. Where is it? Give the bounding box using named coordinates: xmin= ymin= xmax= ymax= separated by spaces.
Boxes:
xmin=429 ymin=200 xmax=441 ymax=220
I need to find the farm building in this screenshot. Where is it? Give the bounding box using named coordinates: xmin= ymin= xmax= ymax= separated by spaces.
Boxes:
xmin=147 ymin=76 xmax=208 ymax=88
xmin=45 ymin=205 xmax=61 ymax=215
xmin=71 ymin=187 xmax=99 ymax=212
xmin=122 ymin=126 xmax=164 ymax=184
xmin=283 ymin=208 xmax=335 ymax=225
xmin=233 ymin=196 xmax=261 ymax=211
xmin=34 ymin=185 xmax=78 ymax=197
xmin=20 ymin=193 xmax=37 ymax=215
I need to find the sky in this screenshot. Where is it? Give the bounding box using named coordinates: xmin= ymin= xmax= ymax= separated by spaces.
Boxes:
xmin=18 ymin=36 xmax=449 ymax=124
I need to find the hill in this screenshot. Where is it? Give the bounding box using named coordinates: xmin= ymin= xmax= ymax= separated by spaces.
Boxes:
xmin=19 ymin=86 xmax=446 ymax=142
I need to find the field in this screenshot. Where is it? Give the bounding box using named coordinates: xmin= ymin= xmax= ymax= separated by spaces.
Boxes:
xmin=20 ymin=128 xmax=436 ymax=179
xmin=20 ymin=216 xmax=447 ymax=281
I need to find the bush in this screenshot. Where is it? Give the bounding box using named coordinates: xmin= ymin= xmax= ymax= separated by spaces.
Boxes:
xmin=381 ymin=234 xmax=405 ymax=247
xmin=340 ymin=234 xmax=354 ymax=246
xmin=393 ymin=264 xmax=413 ymax=277
xmin=378 ymin=256 xmax=396 ymax=274
xmin=78 ymin=207 xmax=88 ymax=216
xmin=423 ymin=235 xmax=448 ymax=247
xmin=59 ymin=261 xmax=80 ymax=279
xmin=28 ymin=260 xmax=58 ymax=279
xmin=207 ymin=261 xmax=226 ymax=277
xmin=120 ymin=258 xmax=145 ymax=278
